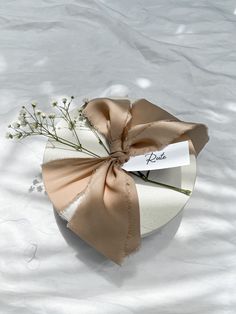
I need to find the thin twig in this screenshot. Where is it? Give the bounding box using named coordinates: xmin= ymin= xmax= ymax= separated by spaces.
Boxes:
xmin=131 ymin=171 xmax=192 ymax=196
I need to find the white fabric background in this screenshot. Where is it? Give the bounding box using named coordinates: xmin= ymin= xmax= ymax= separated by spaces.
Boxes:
xmin=0 ymin=1 xmax=235 ymax=313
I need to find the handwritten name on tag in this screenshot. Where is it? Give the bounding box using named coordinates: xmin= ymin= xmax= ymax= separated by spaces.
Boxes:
xmin=122 ymin=141 xmax=190 ymax=172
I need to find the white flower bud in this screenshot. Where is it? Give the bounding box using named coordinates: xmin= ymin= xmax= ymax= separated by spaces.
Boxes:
xmin=15 ymin=132 xmax=23 ymax=139
xmin=41 ymin=112 xmax=46 ymax=119
xmin=19 ymin=109 xmax=26 ymax=116
xmin=30 ymin=122 xmax=38 ymax=129
xmin=12 ymin=121 xmax=20 ymax=128
xmin=5 ymin=132 xmax=13 ymax=139
xmin=36 ymin=110 xmax=42 ymax=115
xmin=18 ymin=115 xmax=27 ymax=126
xmin=48 ymin=113 xmax=56 ymax=119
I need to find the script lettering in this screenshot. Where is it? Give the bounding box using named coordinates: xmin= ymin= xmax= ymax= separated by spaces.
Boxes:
xmin=145 ymin=152 xmax=167 ymax=165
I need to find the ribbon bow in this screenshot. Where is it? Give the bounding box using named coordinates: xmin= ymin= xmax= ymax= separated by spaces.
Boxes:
xmin=42 ymin=98 xmax=209 ymax=264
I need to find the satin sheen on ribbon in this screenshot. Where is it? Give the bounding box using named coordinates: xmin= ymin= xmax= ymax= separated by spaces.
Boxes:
xmin=42 ymin=98 xmax=209 ymax=264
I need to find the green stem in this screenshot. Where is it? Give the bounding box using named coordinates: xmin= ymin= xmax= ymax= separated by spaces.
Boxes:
xmin=27 ymin=131 xmax=95 ymax=156
xmin=84 ymin=115 xmax=109 ymax=154
xmin=57 ymin=105 xmax=82 ymax=147
xmin=50 ymin=118 xmax=58 ymax=139
xmin=68 ymin=117 xmax=81 ymax=147
xmin=46 ymin=132 xmax=100 ymax=157
xmin=131 ymin=171 xmax=192 ymax=196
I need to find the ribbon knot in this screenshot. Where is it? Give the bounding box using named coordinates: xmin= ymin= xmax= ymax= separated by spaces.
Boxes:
xmin=42 ymin=98 xmax=209 ymax=264
xmin=109 ymin=138 xmax=129 ymax=164
xmin=109 ymin=150 xmax=130 ymax=165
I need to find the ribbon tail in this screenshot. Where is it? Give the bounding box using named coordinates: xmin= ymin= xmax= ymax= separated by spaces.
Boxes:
xmin=67 ymin=160 xmax=141 ymax=265
xmin=42 ymin=157 xmax=107 ymax=212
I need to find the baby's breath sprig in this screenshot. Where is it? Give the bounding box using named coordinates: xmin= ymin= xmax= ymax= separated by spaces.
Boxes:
xmin=6 ymin=97 xmax=99 ymax=158
xmin=52 ymin=96 xmax=82 ymax=147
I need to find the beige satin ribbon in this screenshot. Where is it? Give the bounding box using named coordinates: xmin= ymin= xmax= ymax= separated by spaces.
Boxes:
xmin=42 ymin=98 xmax=209 ymax=264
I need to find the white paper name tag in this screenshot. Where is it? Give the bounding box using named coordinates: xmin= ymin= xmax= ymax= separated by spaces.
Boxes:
xmin=122 ymin=141 xmax=190 ymax=172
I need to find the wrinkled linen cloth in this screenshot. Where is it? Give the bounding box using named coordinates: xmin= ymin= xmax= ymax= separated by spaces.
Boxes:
xmin=0 ymin=1 xmax=235 ymax=313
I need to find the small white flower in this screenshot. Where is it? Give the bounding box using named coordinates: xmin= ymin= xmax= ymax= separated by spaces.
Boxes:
xmin=41 ymin=112 xmax=47 ymax=119
xmin=30 ymin=122 xmax=38 ymax=129
xmin=15 ymin=132 xmax=23 ymax=139
xmin=12 ymin=121 xmax=20 ymax=128
xmin=62 ymin=98 xmax=67 ymax=104
xmin=36 ymin=110 xmax=42 ymax=115
xmin=18 ymin=115 xmax=27 ymax=126
xmin=19 ymin=113 xmax=25 ymax=120
xmin=6 ymin=132 xmax=13 ymax=139
xmin=19 ymin=109 xmax=26 ymax=116
xmin=48 ymin=113 xmax=56 ymax=119
xmin=52 ymin=101 xmax=58 ymax=107
xmin=78 ymin=114 xmax=85 ymax=121
xmin=31 ymin=102 xmax=37 ymax=108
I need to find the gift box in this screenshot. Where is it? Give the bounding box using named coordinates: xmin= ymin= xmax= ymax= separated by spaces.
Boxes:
xmin=42 ymin=98 xmax=209 ymax=264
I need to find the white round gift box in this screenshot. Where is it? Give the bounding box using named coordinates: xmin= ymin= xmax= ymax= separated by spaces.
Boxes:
xmin=43 ymin=99 xmax=196 ymax=237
